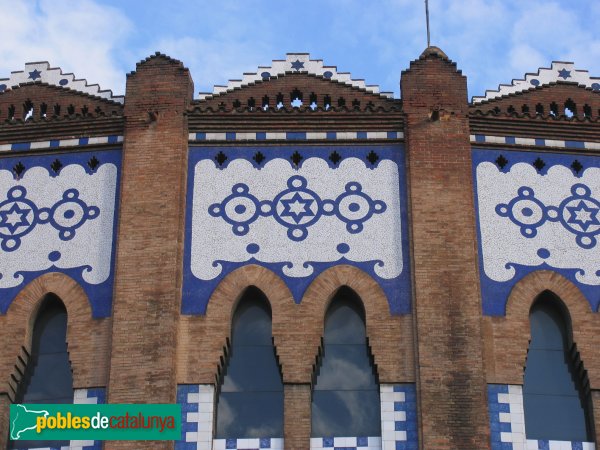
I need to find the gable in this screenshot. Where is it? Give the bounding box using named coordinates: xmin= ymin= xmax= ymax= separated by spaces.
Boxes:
xmin=470 ymin=83 xmax=600 ymax=120
xmin=194 ymin=72 xmax=399 ymax=112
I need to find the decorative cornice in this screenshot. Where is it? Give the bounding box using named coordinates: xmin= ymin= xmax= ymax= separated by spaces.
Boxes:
xmin=473 ymin=61 xmax=600 ymax=104
xmin=470 ymin=134 xmax=600 ymax=150
xmin=188 ymin=131 xmax=403 ymax=142
xmin=0 ymin=135 xmax=123 ymax=153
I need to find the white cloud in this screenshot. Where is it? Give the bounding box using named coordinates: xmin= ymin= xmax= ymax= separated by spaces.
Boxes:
xmin=0 ymin=1 xmax=597 ymax=101
xmin=507 ymin=1 xmax=600 ymax=76
xmin=411 ymin=0 xmax=600 ymax=98
xmin=0 ymin=0 xmax=131 ymax=94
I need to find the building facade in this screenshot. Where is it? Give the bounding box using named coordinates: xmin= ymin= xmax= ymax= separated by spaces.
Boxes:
xmin=0 ymin=47 xmax=599 ymax=450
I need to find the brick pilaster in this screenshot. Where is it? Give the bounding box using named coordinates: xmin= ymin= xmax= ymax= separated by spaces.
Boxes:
xmin=401 ymin=47 xmax=489 ymax=449
xmin=106 ymin=53 xmax=193 ymax=449
xmin=284 ymin=384 xmax=311 ymax=450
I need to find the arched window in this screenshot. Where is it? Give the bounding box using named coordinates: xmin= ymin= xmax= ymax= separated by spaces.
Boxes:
xmin=523 ymin=292 xmax=594 ymax=441
xmin=311 ymin=287 xmax=381 ymax=437
xmin=215 ymin=287 xmax=284 ymax=438
xmin=9 ymin=294 xmax=73 ymax=449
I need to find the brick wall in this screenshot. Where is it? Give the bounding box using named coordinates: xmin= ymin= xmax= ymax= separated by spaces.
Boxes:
xmin=401 ymin=48 xmax=489 ymax=448
xmin=0 ymin=48 xmax=599 ymax=450
xmin=105 ymin=54 xmax=193 ymax=450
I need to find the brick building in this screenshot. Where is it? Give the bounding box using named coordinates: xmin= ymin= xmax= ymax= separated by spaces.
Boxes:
xmin=0 ymin=47 xmax=599 ymax=450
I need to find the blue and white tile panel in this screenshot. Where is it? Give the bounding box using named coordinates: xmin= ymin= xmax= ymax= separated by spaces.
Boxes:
xmin=213 ymin=438 xmax=284 ymax=449
xmin=473 ymin=149 xmax=600 ymax=315
xmin=310 ymin=436 xmax=381 ymax=450
xmin=0 ymin=150 xmax=121 ymax=318
xmin=525 ymin=441 xmax=595 ymax=450
xmin=189 ymin=131 xmax=403 ymax=142
xmin=176 ymin=384 xmax=215 ymax=450
xmin=472 ymin=61 xmax=600 ymax=104
xmin=71 ymin=387 xmax=106 ymax=450
xmin=488 ymin=384 xmax=595 ymax=450
xmin=489 ymin=384 xmax=525 ymax=449
xmin=0 ymin=62 xmax=123 ymax=103
xmin=380 ymin=384 xmax=418 ymax=450
xmin=198 ymin=53 xmax=393 ymax=100
xmin=183 ymin=145 xmax=411 ymax=315
xmin=470 ymin=135 xmax=600 ymax=150
xmin=0 ymin=135 xmax=123 ymax=153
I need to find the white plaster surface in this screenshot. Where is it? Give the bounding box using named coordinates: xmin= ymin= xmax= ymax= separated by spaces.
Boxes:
xmin=0 ymin=163 xmax=117 ymax=288
xmin=190 ymin=157 xmax=403 ymax=281
xmin=476 ymin=162 xmax=600 ymax=285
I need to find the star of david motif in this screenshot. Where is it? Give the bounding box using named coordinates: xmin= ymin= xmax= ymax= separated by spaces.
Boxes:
xmin=0 ymin=186 xmax=100 ymax=252
xmin=209 ymin=175 xmax=387 ymax=242
xmin=557 ymin=68 xmax=571 ymax=80
xmin=290 ymin=60 xmax=305 ymax=71
xmin=28 ymin=69 xmax=42 ymax=80
xmin=0 ymin=202 xmax=31 ymax=234
xmin=567 ymin=200 xmax=600 ymax=232
xmin=496 ymin=183 xmax=600 ymax=250
xmin=280 ymin=192 xmax=314 ymax=223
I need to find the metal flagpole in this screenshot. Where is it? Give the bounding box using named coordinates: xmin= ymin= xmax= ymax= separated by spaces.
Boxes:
xmin=425 ymin=0 xmax=431 ymax=47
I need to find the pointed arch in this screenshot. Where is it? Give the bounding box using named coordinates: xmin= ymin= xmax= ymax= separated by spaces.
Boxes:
xmin=299 ymin=265 xmax=414 ymax=384
xmin=486 ymin=270 xmax=600 ymax=389
xmin=214 ymin=286 xmax=284 ymax=439
xmin=178 ymin=264 xmax=295 ymax=384
xmin=7 ymin=293 xmax=73 ymax=450
xmin=0 ymin=272 xmax=111 ymax=397
xmin=523 ymin=291 xmax=594 ymax=441
xmin=311 ymin=286 xmax=381 ymax=438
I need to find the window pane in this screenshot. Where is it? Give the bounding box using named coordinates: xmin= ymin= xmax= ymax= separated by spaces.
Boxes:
xmin=524 ymin=295 xmax=592 ymax=441
xmin=17 ymin=296 xmax=73 ymax=404
xmin=523 ymin=349 xmax=579 ymax=395
xmin=231 ymin=294 xmax=272 ymax=346
xmin=313 ymin=345 xmax=378 ymax=391
xmin=312 ymin=390 xmax=381 ymax=437
xmin=221 ymin=346 xmax=284 ymax=392
xmin=216 ymin=392 xmax=284 ymax=438
xmin=324 ymin=299 xmax=366 ymax=344
xmin=9 ymin=294 xmax=72 ymax=450
xmin=216 ymin=287 xmax=283 ymax=438
xmin=311 ymin=287 xmax=380 ymax=437
xmin=523 ymin=394 xmax=590 ymax=442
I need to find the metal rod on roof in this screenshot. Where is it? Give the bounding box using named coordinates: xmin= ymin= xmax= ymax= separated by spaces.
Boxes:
xmin=425 ymin=0 xmax=431 ymax=47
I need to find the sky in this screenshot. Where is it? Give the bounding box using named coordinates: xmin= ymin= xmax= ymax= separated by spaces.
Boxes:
xmin=1 ymin=0 xmax=599 ymax=100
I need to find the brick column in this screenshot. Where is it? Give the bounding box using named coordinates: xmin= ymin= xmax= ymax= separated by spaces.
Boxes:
xmin=284 ymin=384 xmax=311 ymax=450
xmin=0 ymin=394 xmax=10 ymax=448
xmin=401 ymin=47 xmax=489 ymax=448
xmin=106 ymin=54 xmax=193 ymax=449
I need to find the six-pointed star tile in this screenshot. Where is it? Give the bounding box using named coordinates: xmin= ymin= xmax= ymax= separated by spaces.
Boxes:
xmin=280 ymin=192 xmax=314 ymax=223
xmin=557 ymin=68 xmax=571 ymax=80
xmin=567 ymin=200 xmax=600 ymax=232
xmin=0 ymin=203 xmax=31 ymax=234
xmin=290 ymin=60 xmax=305 ymax=71
xmin=28 ymin=69 xmax=42 ymax=80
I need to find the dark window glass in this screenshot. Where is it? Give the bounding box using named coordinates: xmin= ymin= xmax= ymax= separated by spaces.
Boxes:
xmin=311 ymin=287 xmax=381 ymax=437
xmin=215 ymin=287 xmax=283 ymax=438
xmin=9 ymin=294 xmax=72 ymax=449
xmin=523 ymin=292 xmax=593 ymax=441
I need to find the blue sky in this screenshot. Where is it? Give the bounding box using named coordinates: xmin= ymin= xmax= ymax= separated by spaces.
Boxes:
xmin=1 ymin=0 xmax=599 ymax=99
